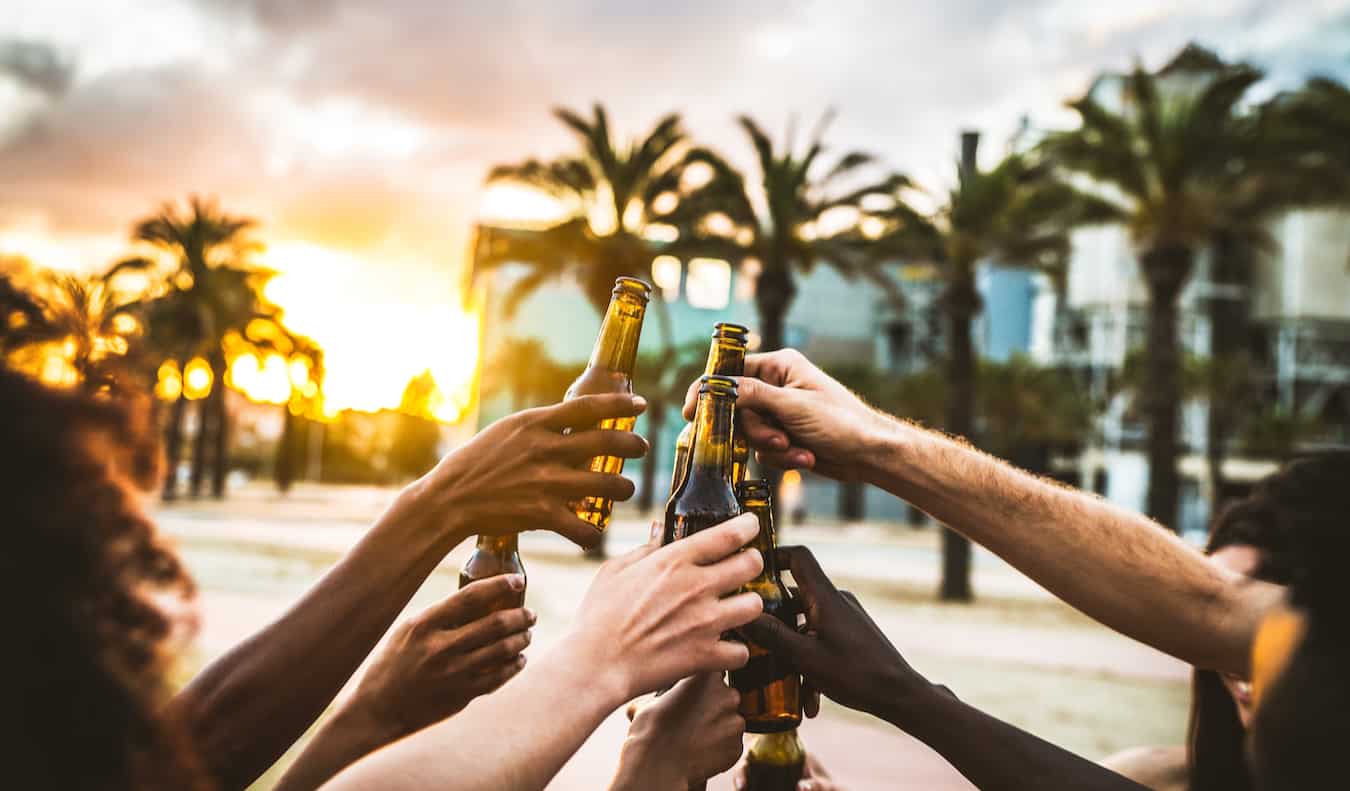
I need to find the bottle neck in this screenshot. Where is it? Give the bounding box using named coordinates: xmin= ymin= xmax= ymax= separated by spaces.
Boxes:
xmin=475 ymin=533 xmax=519 ymax=553
xmin=743 ymin=503 xmax=780 ymax=584
xmin=705 ymin=340 xmax=746 ymax=377
xmin=688 ymin=390 xmax=735 ymax=479
xmin=589 ymin=293 xmax=646 ymax=374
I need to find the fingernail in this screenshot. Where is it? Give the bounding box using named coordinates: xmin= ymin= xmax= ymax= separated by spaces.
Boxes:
xmin=521 ymin=630 xmax=532 ymax=646
xmin=798 ymin=782 xmax=814 ymax=791
xmin=507 ymin=574 xmax=525 ymax=591
xmin=791 ymin=451 xmax=810 ymax=465
xmin=517 ymin=654 xmax=528 ymax=668
xmin=632 ymin=395 xmax=647 ymax=409
xmin=524 ymin=608 xmax=537 ymax=624
xmin=734 ymin=776 xmax=745 ymax=791
xmin=773 ymin=435 xmax=788 ymax=449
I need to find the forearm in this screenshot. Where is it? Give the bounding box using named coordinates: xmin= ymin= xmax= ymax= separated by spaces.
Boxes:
xmin=169 ymin=480 xmax=461 ymax=789
xmin=864 ymin=420 xmax=1275 ymax=674
xmin=890 ymin=686 xmax=1147 ymax=791
xmin=273 ymin=698 xmax=396 ymax=791
xmin=323 ymin=634 xmax=625 ymax=791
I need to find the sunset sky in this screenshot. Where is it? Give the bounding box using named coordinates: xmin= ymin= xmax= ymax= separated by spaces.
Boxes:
xmin=3 ymin=0 xmax=1348 ymax=414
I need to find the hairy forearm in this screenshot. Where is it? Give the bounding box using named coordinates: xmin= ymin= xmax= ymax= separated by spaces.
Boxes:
xmin=168 ymin=480 xmax=461 ymax=790
xmin=323 ymin=634 xmax=625 ymax=791
xmin=890 ymin=686 xmax=1147 ymax=791
xmin=865 ymin=420 xmax=1276 ymax=675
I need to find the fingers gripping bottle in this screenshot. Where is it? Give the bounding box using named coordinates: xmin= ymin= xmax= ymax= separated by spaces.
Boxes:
xmin=663 ymin=375 xmax=742 ymax=544
xmin=666 ymin=323 xmax=750 ymax=541
xmin=730 ymin=479 xmax=802 ymax=733
xmin=567 ymin=277 xmax=651 ymax=529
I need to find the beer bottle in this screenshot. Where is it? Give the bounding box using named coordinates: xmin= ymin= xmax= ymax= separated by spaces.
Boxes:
xmin=731 ymin=479 xmax=802 ymax=732
xmin=669 ymin=323 xmax=751 ymax=506
xmin=664 ymin=375 xmax=741 ymax=543
xmin=458 ymin=534 xmax=525 ymax=607
xmin=744 ymin=730 xmax=806 ymax=791
xmin=566 ymin=277 xmax=651 ymax=529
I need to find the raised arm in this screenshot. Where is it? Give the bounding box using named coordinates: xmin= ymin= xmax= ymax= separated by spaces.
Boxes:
xmin=688 ymin=349 xmax=1281 ymax=675
xmin=745 ymin=546 xmax=1149 ymax=791
xmin=274 ymin=575 xmax=535 ymax=791
xmin=168 ymin=394 xmax=649 ymax=790
xmin=322 ymin=515 xmax=765 ymax=791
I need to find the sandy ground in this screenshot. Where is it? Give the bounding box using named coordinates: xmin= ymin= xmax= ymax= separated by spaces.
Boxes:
xmin=156 ymin=483 xmax=1189 ymax=790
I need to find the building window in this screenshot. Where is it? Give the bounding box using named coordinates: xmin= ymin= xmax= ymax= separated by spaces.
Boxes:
xmin=651 ymin=255 xmax=682 ymax=302
xmin=686 ymin=258 xmax=732 ymax=310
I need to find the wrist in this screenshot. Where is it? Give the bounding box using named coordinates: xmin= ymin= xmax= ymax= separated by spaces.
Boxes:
xmin=859 ymin=412 xmax=919 ymax=488
xmin=613 ymin=732 xmax=685 ymax=791
xmin=875 ymin=678 xmax=952 ymax=733
xmin=554 ymin=630 xmax=632 ymax=712
xmin=326 ymin=693 xmax=403 ymax=762
xmin=394 ymin=469 xmax=470 ymax=552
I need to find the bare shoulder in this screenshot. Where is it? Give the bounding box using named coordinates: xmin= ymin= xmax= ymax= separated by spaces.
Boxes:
xmin=1100 ymin=744 xmax=1187 ymax=791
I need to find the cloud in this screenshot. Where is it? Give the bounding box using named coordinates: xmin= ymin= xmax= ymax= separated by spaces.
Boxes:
xmin=0 ymin=38 xmax=75 ymax=97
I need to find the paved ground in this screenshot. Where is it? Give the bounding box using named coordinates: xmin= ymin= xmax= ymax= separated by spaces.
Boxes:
xmin=156 ymin=483 xmax=1190 ymax=790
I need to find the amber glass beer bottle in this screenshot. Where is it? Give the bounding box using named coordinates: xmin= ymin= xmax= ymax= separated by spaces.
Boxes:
xmin=744 ymin=730 xmax=806 ymax=791
xmin=664 ymin=375 xmax=741 ymax=543
xmin=731 ymin=479 xmax=803 ymax=732
xmin=458 ymin=534 xmax=525 ymax=606
xmin=669 ymin=323 xmax=750 ymax=504
xmin=566 ymin=277 xmax=651 ymax=529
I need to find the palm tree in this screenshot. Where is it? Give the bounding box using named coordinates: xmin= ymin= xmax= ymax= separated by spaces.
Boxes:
xmin=479 ymin=104 xmax=686 ymax=332
xmin=480 ymin=337 xmax=572 ymax=411
xmin=868 ymin=134 xmax=1115 ymax=600
xmin=131 ymin=196 xmax=275 ymax=499
xmin=1042 ymin=45 xmax=1343 ymax=529
xmin=0 ymin=266 xmax=148 ymax=394
xmin=668 ymin=112 xmax=908 ymax=352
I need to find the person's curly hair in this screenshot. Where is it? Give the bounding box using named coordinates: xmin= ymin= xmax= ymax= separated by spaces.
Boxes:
xmin=0 ymin=365 xmax=211 ymax=790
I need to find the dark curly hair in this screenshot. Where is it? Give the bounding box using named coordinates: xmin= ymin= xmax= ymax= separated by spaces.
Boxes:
xmin=0 ymin=365 xmax=210 ymax=790
xmin=1246 ymin=451 xmax=1350 ymax=791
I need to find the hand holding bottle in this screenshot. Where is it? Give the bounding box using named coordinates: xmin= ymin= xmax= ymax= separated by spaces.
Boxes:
xmin=415 ymin=393 xmax=648 ymax=551
xmin=740 ymin=546 xmax=936 ymax=726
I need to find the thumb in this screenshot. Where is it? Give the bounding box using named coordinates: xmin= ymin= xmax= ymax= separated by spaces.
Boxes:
xmin=741 ymin=614 xmax=815 ymax=668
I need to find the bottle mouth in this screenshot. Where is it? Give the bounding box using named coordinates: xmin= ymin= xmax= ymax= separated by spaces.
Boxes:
xmin=613 ymin=277 xmax=653 ymax=300
xmin=699 ymin=373 xmax=738 ymax=396
xmin=713 ymin=322 xmax=751 ymax=341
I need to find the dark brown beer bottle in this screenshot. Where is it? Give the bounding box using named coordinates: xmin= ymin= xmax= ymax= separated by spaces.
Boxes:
xmin=744 ymin=730 xmax=806 ymax=791
xmin=664 ymin=375 xmax=741 ymax=543
xmin=670 ymin=323 xmax=751 ymax=507
xmin=731 ymin=479 xmax=803 ymax=732
xmin=458 ymin=534 xmax=525 ymax=607
xmin=566 ymin=277 xmax=651 ymax=529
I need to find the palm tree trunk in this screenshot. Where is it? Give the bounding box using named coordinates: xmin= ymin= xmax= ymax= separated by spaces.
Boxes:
xmin=754 ymin=260 xmax=798 ymax=521
xmin=838 ymin=480 xmax=866 ymax=521
xmin=1141 ymin=244 xmax=1194 ymax=531
xmin=1205 ymin=233 xmax=1249 ymax=516
xmin=162 ymin=388 xmax=187 ymax=501
xmin=638 ymin=400 xmax=665 ymax=513
xmin=940 ymin=272 xmax=981 ymax=602
xmin=275 ymin=407 xmax=298 ymax=493
xmin=189 ymin=398 xmax=212 ymax=498
xmin=209 ymin=352 xmax=229 ymax=499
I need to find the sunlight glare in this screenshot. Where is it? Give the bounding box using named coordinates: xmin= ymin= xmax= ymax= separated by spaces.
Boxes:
xmin=477 ymin=183 xmax=570 ymax=228
xmin=262 ymin=242 xmax=481 ymax=422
